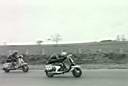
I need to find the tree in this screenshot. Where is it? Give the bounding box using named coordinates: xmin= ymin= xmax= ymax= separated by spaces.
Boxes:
xmin=50 ymin=33 xmax=62 ymax=44
xmin=116 ymin=35 xmax=121 ymax=41
xmin=36 ymin=40 xmax=43 ymax=45
xmin=100 ymin=40 xmax=113 ymax=42
xmin=121 ymin=35 xmax=126 ymax=41
xmin=116 ymin=34 xmax=127 ymax=41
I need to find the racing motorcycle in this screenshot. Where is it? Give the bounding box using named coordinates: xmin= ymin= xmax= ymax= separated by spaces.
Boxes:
xmin=2 ymin=55 xmax=29 ymax=73
xmin=44 ymin=54 xmax=82 ymax=78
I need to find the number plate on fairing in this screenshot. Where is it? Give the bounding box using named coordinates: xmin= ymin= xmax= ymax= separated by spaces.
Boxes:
xmin=45 ymin=65 xmax=53 ymax=70
xmin=3 ymin=63 xmax=10 ymax=68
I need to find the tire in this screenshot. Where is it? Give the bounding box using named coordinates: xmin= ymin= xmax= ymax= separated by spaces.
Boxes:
xmin=4 ymin=69 xmax=10 ymax=73
xmin=22 ymin=65 xmax=29 ymax=72
xmin=45 ymin=70 xmax=54 ymax=78
xmin=72 ymin=68 xmax=82 ymax=78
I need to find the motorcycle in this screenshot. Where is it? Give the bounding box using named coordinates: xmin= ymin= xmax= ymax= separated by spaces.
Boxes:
xmin=2 ymin=55 xmax=29 ymax=73
xmin=44 ymin=54 xmax=82 ymax=78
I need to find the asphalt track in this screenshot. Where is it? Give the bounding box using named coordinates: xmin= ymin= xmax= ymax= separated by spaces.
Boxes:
xmin=0 ymin=69 xmax=128 ymax=86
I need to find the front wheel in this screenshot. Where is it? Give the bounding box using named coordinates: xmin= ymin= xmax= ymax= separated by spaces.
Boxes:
xmin=72 ymin=68 xmax=82 ymax=78
xmin=4 ymin=69 xmax=10 ymax=73
xmin=22 ymin=65 xmax=29 ymax=72
xmin=45 ymin=70 xmax=54 ymax=78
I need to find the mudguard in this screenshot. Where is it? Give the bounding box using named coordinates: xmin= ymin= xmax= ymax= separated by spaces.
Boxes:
xmin=71 ymin=65 xmax=81 ymax=71
xmin=20 ymin=63 xmax=28 ymax=66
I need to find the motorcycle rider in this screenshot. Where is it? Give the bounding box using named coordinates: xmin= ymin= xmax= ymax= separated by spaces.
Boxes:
xmin=48 ymin=51 xmax=67 ymax=63
xmin=7 ymin=51 xmax=18 ymax=67
xmin=47 ymin=51 xmax=68 ymax=72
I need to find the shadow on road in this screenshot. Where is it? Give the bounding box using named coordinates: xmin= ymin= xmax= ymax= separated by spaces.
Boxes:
xmin=43 ymin=74 xmax=85 ymax=80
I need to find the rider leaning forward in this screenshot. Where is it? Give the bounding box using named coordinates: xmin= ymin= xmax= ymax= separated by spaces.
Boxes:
xmin=7 ymin=51 xmax=18 ymax=66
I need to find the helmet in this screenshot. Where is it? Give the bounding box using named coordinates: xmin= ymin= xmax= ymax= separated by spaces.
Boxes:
xmin=12 ymin=51 xmax=18 ymax=55
xmin=18 ymin=55 xmax=23 ymax=58
xmin=61 ymin=51 xmax=68 ymax=56
xmin=14 ymin=51 xmax=18 ymax=54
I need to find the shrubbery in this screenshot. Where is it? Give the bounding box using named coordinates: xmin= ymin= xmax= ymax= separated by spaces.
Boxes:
xmin=0 ymin=52 xmax=128 ymax=64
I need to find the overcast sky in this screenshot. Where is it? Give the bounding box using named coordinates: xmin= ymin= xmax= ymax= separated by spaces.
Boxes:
xmin=0 ymin=0 xmax=128 ymax=45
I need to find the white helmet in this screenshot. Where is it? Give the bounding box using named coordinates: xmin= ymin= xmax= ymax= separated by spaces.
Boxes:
xmin=18 ymin=55 xmax=23 ymax=58
xmin=61 ymin=51 xmax=67 ymax=56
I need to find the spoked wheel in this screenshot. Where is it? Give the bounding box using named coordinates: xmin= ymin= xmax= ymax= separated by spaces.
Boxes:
xmin=72 ymin=68 xmax=82 ymax=78
xmin=45 ymin=70 xmax=54 ymax=78
xmin=22 ymin=65 xmax=29 ymax=72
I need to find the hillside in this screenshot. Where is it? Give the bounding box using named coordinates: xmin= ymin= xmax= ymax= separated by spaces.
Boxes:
xmin=0 ymin=41 xmax=128 ymax=64
xmin=0 ymin=41 xmax=128 ymax=55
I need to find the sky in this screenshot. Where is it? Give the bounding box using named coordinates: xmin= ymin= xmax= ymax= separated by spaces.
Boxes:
xmin=0 ymin=0 xmax=128 ymax=45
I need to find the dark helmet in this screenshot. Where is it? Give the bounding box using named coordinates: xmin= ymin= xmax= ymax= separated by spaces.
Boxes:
xmin=14 ymin=51 xmax=18 ymax=54
xmin=12 ymin=51 xmax=18 ymax=55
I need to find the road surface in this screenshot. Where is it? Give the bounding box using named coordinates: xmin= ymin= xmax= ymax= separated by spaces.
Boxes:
xmin=0 ymin=69 xmax=128 ymax=86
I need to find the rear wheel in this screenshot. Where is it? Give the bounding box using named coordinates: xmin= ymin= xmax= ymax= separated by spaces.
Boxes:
xmin=22 ymin=65 xmax=29 ymax=72
xmin=45 ymin=70 xmax=54 ymax=78
xmin=72 ymin=68 xmax=82 ymax=78
xmin=4 ymin=69 xmax=10 ymax=73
